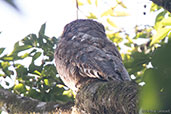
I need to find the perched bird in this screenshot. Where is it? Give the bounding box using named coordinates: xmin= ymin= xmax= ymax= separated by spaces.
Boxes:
xmin=54 ymin=19 xmax=131 ymax=92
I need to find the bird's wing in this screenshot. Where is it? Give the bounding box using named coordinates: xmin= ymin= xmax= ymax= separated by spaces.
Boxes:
xmin=73 ymin=45 xmax=130 ymax=81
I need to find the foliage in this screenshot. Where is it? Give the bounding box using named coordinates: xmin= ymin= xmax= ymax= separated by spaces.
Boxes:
xmin=77 ymin=0 xmax=171 ymax=112
xmin=0 ymin=24 xmax=74 ymax=103
xmin=0 ymin=0 xmax=171 ymax=112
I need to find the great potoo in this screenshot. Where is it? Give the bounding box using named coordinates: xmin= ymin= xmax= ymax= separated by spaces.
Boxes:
xmin=54 ymin=19 xmax=131 ymax=92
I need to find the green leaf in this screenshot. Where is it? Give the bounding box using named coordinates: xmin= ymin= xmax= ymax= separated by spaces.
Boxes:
xmin=161 ymin=17 xmax=171 ymax=26
xmin=136 ymin=28 xmax=152 ymax=39
xmin=14 ymin=83 xmax=26 ymax=94
xmin=95 ymin=0 xmax=98 ymax=7
xmin=107 ymin=32 xmax=123 ymax=43
xmin=116 ymin=0 xmax=127 ymax=8
xmin=63 ymin=89 xmax=73 ymax=97
xmin=107 ymin=18 xmax=117 ymax=28
xmin=0 ymin=48 xmax=5 ymax=55
xmin=151 ymin=40 xmax=171 ymax=68
xmin=32 ymin=52 xmax=42 ymax=61
xmin=1 ymin=61 xmax=10 ymax=69
xmin=154 ymin=11 xmax=167 ymax=30
xmin=168 ymin=31 xmax=171 ymax=38
xmin=126 ymin=35 xmax=133 ymax=43
xmin=113 ymin=11 xmax=129 ymax=17
xmin=34 ymin=70 xmax=41 ymax=76
xmin=30 ymin=49 xmax=37 ymax=55
xmin=150 ymin=28 xmax=171 ymax=45
xmin=29 ymin=62 xmax=42 ymax=73
xmin=37 ymin=37 xmax=44 ymax=47
xmin=21 ymin=53 xmax=29 ymax=59
xmin=39 ymin=23 xmax=46 ymax=35
xmin=77 ymin=0 xmax=84 ymax=6
xmin=0 ymin=61 xmax=13 ymax=76
xmin=10 ymin=42 xmax=32 ymax=56
xmin=2 ymin=56 xmax=14 ymax=61
xmin=15 ymin=64 xmax=28 ymax=78
xmin=87 ymin=12 xmax=97 ymax=19
xmin=44 ymin=79 xmax=49 ymax=86
xmin=150 ymin=2 xmax=161 ymax=12
xmin=140 ymin=69 xmax=161 ymax=110
xmin=27 ymin=89 xmax=41 ymax=99
xmin=124 ymin=51 xmax=150 ymax=74
xmin=101 ymin=8 xmax=115 ymax=17
xmin=42 ymin=64 xmax=57 ymax=78
xmin=155 ymin=11 xmax=166 ymax=23
xmin=22 ymin=34 xmax=38 ymax=47
xmin=87 ymin=0 xmax=91 ymax=4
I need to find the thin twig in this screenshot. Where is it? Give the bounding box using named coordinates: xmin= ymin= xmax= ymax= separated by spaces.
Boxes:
xmin=76 ymin=0 xmax=79 ymax=19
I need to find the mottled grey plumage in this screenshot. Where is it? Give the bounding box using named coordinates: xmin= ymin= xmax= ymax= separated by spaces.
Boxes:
xmin=54 ymin=19 xmax=130 ymax=92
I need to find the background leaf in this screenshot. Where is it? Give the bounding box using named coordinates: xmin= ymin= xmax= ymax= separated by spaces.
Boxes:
xmin=150 ymin=28 xmax=171 ymax=45
xmin=107 ymin=18 xmax=117 ymax=28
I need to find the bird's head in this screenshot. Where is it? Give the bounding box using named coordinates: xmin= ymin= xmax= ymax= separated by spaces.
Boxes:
xmin=61 ymin=19 xmax=106 ymax=38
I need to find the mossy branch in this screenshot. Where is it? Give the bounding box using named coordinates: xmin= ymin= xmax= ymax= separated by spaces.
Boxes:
xmin=0 ymin=80 xmax=139 ymax=114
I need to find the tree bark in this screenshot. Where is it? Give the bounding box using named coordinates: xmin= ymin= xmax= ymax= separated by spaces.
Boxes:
xmin=75 ymin=80 xmax=139 ymax=114
xmin=0 ymin=80 xmax=139 ymax=114
xmin=150 ymin=0 xmax=171 ymax=13
xmin=0 ymin=88 xmax=74 ymax=114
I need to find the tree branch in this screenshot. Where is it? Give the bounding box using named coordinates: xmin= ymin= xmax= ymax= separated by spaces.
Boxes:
xmin=0 ymin=88 xmax=73 ymax=113
xmin=0 ymin=80 xmax=139 ymax=114
xmin=75 ymin=80 xmax=139 ymax=114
